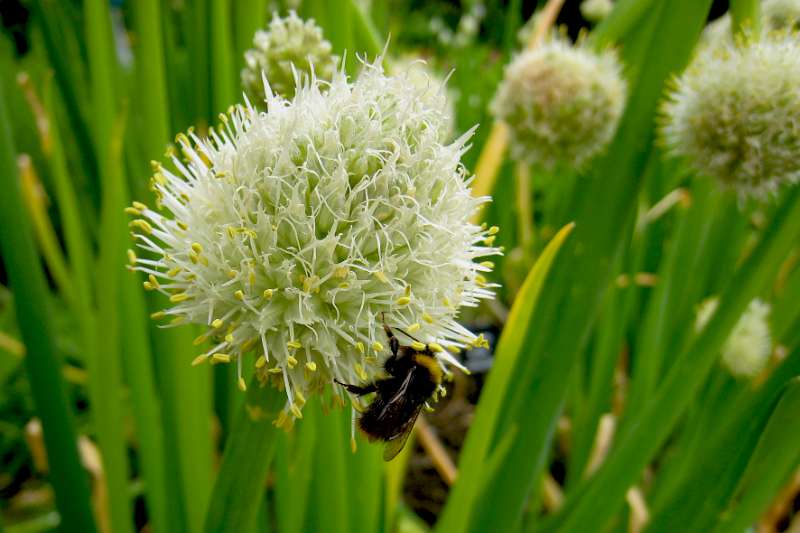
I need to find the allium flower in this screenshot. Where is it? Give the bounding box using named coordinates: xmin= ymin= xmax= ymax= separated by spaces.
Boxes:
xmin=696 ymin=298 xmax=772 ymax=379
xmin=580 ymin=0 xmax=614 ymax=22
xmin=128 ymin=60 xmax=499 ymax=422
xmin=661 ymin=32 xmax=800 ymax=199
xmin=491 ymin=39 xmax=627 ymax=170
xmin=241 ymin=11 xmax=337 ymax=103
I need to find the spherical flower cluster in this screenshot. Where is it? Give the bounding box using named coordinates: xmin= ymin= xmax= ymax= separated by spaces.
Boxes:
xmin=241 ymin=11 xmax=337 ymax=103
xmin=491 ymin=39 xmax=627 ymax=170
xmin=128 ymin=61 xmax=499 ymax=422
xmin=661 ymin=33 xmax=800 ymax=199
xmin=696 ymin=297 xmax=772 ymax=379
xmin=581 ymin=0 xmax=614 ymax=23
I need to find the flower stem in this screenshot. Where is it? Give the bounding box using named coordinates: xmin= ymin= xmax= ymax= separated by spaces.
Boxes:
xmin=204 ymin=379 xmax=286 ymax=533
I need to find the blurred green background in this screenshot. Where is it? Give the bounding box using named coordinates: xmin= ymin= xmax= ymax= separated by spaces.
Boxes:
xmin=1 ymin=0 xmax=799 ymax=532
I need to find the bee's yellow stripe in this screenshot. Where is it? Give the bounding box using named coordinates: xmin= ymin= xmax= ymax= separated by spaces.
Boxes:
xmin=413 ymin=354 xmax=443 ymax=384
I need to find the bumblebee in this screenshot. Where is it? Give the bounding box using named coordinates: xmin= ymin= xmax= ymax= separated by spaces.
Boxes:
xmin=336 ymin=320 xmax=445 ymax=461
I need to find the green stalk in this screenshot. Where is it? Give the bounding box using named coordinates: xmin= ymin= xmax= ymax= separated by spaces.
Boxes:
xmin=234 ymin=0 xmax=268 ymax=70
xmin=548 ymin=187 xmax=800 ymax=532
xmin=85 ymin=0 xmax=135 ymax=530
xmin=0 ymin=83 xmax=97 ymax=533
xmin=210 ymin=0 xmax=236 ymax=112
xmin=204 ymin=378 xmax=286 ymax=533
xmin=346 ymin=0 xmax=384 ymax=59
xmin=730 ymin=0 xmax=761 ymax=36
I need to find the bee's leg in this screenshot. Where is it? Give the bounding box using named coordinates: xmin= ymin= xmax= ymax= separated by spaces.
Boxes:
xmin=381 ymin=312 xmax=400 ymax=356
xmin=334 ymin=379 xmax=379 ymax=396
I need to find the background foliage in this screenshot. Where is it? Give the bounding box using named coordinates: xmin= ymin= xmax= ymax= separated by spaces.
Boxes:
xmin=0 ymin=0 xmax=798 ymax=532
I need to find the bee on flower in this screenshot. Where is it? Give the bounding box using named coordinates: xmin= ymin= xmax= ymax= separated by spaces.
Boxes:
xmin=128 ymin=58 xmax=500 ymax=426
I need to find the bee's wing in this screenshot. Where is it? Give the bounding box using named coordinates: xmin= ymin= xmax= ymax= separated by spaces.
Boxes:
xmin=382 ymin=402 xmax=423 ymax=461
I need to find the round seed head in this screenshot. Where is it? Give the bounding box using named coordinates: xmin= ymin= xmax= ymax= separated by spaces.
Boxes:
xmin=661 ymin=32 xmax=800 ymax=199
xmin=491 ymin=39 xmax=627 ymax=170
xmin=696 ymin=297 xmax=772 ymax=379
xmin=241 ymin=11 xmax=337 ymax=103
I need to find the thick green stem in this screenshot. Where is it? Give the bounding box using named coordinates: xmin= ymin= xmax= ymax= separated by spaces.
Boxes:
xmin=0 ymin=82 xmax=97 ymax=533
xmin=204 ymin=379 xmax=286 ymax=533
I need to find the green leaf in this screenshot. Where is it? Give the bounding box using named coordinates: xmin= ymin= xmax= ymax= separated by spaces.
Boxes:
xmin=712 ymin=377 xmax=800 ymax=532
xmin=436 ymin=222 xmax=575 ymax=533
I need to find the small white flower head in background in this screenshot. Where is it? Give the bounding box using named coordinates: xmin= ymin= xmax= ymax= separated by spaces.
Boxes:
xmin=661 ymin=32 xmax=800 ymax=200
xmin=580 ymin=0 xmax=614 ymax=23
xmin=695 ymin=297 xmax=772 ymax=379
xmin=491 ymin=38 xmax=627 ymax=170
xmin=128 ymin=59 xmax=500 ymax=424
xmin=241 ymin=11 xmax=338 ymax=104
xmin=703 ymin=0 xmax=800 ymax=45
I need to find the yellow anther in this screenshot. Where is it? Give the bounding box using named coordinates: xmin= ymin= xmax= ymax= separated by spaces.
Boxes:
xmin=255 ymin=356 xmax=267 ymax=369
xmin=167 ymin=267 xmax=181 ymax=277
xmin=143 ymin=281 xmax=155 ymax=291
xmin=411 ymin=341 xmax=426 ymax=351
xmin=234 ymin=290 xmax=245 ymax=301
xmin=334 ymin=266 xmax=349 ymax=278
xmin=287 ymin=340 xmax=302 ymax=350
xmin=241 ymin=338 xmax=257 ymax=352
xmin=152 ymin=172 xmax=167 ymax=185
xmin=355 ymin=342 xmax=365 ymax=354
xmin=212 ymin=353 xmax=231 ymax=364
xmin=238 ymin=377 xmax=247 ymax=391
xmin=274 ymin=410 xmax=289 ymax=428
xmin=294 ymin=388 xmax=306 ymax=405
xmin=447 ymin=345 xmax=461 ymax=354
xmin=302 ymin=276 xmax=315 ymax=292
xmin=170 ymin=317 xmax=185 ymax=326
xmin=191 ymin=242 xmax=203 ymax=254
xmin=191 ymin=355 xmax=207 ymax=366
xmin=124 ymin=207 xmax=141 ymax=216
xmin=287 ymin=355 xmax=298 ymax=368
xmin=176 ymin=221 xmax=188 ymax=231
xmin=225 ymin=334 xmax=234 ymax=343
xmin=192 ymin=333 xmax=208 ymax=346
xmin=372 ymin=341 xmax=384 ymax=353
xmin=355 ymin=364 xmax=368 ymax=381
xmin=150 ymin=311 xmax=166 ymax=320
xmin=396 ymin=296 xmax=411 ymax=306
xmin=170 ymin=292 xmax=190 ymax=303
xmin=129 ymin=219 xmax=153 ymax=234
xmin=150 ymin=160 xmax=161 ymax=171
xmin=374 ymin=271 xmax=389 ymax=283
xmin=351 ymin=438 xmax=358 ymax=454
xmin=189 ymin=251 xmax=199 ymax=264
xmin=228 ymin=270 xmax=238 ymax=279
xmin=480 ymin=261 xmax=495 ymax=269
xmin=339 ymin=282 xmax=350 ymax=289
xmin=305 ymin=361 xmax=317 ymax=371
xmin=405 ymin=285 xmax=412 ymax=296
xmin=262 ymin=289 xmax=273 ymax=300
xmin=407 ymin=323 xmax=421 ymax=333
xmin=484 ymin=235 xmax=496 ymax=246
xmin=365 ymin=356 xmax=379 ymax=365
xmin=428 ymin=342 xmax=444 ymax=353
xmin=443 ymin=297 xmax=452 ymax=307
xmin=268 ymin=366 xmax=282 ymax=374
xmin=475 ymin=274 xmax=488 ymax=287
xmin=488 ymin=226 xmax=500 ymax=235
xmin=218 ymin=113 xmax=228 ymax=124
xmin=249 ymin=270 xmax=256 ymax=286
xmin=127 ymin=249 xmax=137 ymax=264
xmin=148 ymin=274 xmax=160 ymax=289
xmin=211 ymin=319 xmax=224 ymax=329
xmin=290 ymin=403 xmax=303 ymax=419
xmin=422 ymin=312 xmax=434 ymax=323
xmin=132 ymin=201 xmax=149 ymax=212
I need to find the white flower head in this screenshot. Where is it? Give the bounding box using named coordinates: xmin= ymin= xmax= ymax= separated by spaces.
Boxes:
xmin=241 ymin=11 xmax=338 ymax=103
xmin=696 ymin=297 xmax=772 ymax=379
xmin=391 ymin=56 xmax=457 ymax=139
xmin=129 ymin=59 xmax=500 ymax=422
xmin=491 ymin=38 xmax=627 ymax=170
xmin=662 ymin=32 xmax=800 ymax=200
